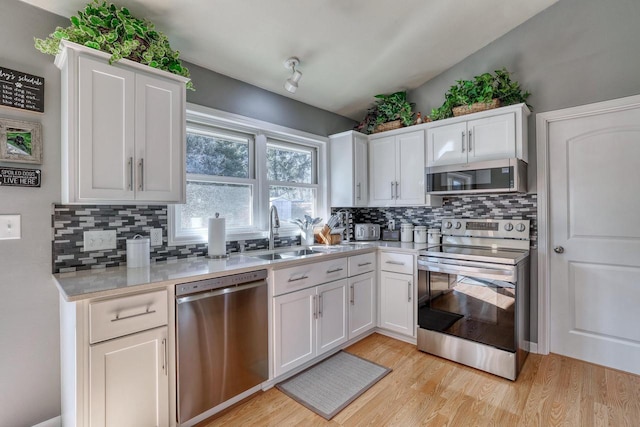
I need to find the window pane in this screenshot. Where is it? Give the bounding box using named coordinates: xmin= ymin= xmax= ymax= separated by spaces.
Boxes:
xmin=267 ymin=145 xmax=313 ymax=183
xmin=182 ymin=181 xmax=252 ymax=229
xmin=270 ymin=186 xmax=316 ymax=222
xmin=186 ymin=132 xmax=249 ymax=178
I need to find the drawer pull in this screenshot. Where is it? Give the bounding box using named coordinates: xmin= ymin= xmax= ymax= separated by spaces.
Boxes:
xmin=111 ymin=308 xmax=156 ymax=322
xmin=357 ymin=262 xmax=372 ymax=267
xmin=326 ymin=267 xmax=344 ymax=274
xmin=386 ymin=260 xmax=405 ymax=266
xmin=288 ymin=275 xmax=309 ymax=283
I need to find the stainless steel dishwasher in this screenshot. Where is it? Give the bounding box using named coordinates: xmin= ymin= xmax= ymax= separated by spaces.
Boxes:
xmin=176 ymin=270 xmax=268 ymax=425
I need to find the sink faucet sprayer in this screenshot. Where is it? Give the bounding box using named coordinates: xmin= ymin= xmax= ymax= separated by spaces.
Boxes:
xmin=269 ymin=205 xmax=280 ymax=250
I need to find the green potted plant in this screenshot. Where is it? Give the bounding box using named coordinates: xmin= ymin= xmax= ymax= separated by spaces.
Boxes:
xmin=34 ymin=0 xmax=194 ymax=90
xmin=429 ymin=68 xmax=530 ymax=120
xmin=355 ymin=91 xmax=415 ymax=134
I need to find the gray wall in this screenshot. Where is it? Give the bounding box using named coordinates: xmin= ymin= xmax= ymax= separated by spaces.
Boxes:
xmin=0 ymin=2 xmax=353 ymax=426
xmin=409 ymin=0 xmax=640 ymax=193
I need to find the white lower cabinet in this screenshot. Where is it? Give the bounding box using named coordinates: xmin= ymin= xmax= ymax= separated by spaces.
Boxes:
xmin=348 ymin=271 xmax=376 ymax=338
xmin=379 ymin=251 xmax=415 ymax=338
xmin=379 ymin=271 xmax=414 ymax=336
xmin=273 ymin=279 xmax=348 ymax=377
xmin=90 ymin=327 xmax=169 ymax=427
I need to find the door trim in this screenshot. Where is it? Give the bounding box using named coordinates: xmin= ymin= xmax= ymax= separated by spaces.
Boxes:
xmin=535 ymin=93 xmax=640 ymax=355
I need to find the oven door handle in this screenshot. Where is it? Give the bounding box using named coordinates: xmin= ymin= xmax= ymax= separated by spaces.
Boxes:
xmin=418 ymin=260 xmax=516 ymax=281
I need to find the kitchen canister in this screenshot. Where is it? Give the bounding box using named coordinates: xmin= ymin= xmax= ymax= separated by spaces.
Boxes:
xmin=126 ymin=235 xmax=150 ymax=268
xmin=414 ymin=226 xmax=427 ymax=243
xmin=427 ymin=228 xmax=442 ymax=245
xmin=400 ymin=223 xmax=414 ymax=242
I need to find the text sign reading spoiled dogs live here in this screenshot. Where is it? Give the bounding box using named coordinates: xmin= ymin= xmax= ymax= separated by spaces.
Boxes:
xmin=0 ymin=167 xmax=41 ymax=187
xmin=0 ymin=66 xmax=45 ymax=113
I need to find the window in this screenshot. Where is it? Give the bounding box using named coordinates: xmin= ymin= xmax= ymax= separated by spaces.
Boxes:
xmin=173 ymin=127 xmax=256 ymax=241
xmin=169 ymin=105 xmax=327 ymax=245
xmin=267 ymin=141 xmax=318 ymax=226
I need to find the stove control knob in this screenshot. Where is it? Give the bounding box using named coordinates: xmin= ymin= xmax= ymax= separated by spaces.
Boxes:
xmin=516 ymin=223 xmax=526 ymax=232
xmin=455 ymin=222 xmax=462 ymax=229
xmin=444 ymin=221 xmax=453 ymax=229
xmin=504 ymin=223 xmax=514 ymax=231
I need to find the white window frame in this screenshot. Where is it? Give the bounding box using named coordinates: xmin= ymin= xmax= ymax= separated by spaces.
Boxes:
xmin=168 ymin=103 xmax=328 ymax=246
xmin=267 ymin=138 xmax=320 ymax=234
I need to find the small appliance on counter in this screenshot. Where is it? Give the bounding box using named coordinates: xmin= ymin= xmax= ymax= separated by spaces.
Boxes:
xmin=354 ymin=223 xmax=380 ymax=241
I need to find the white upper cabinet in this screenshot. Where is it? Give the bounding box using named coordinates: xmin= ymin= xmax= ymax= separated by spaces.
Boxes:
xmin=369 ymin=130 xmax=440 ymax=206
xmin=56 ymin=40 xmax=188 ymax=204
xmin=426 ymin=104 xmax=529 ymax=167
xmin=330 ymin=131 xmax=369 ymax=207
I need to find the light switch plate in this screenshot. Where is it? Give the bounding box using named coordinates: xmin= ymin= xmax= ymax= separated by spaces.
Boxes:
xmin=0 ymin=214 xmax=21 ymax=240
xmin=83 ymin=230 xmax=117 ymax=252
xmin=150 ymin=228 xmax=163 ymax=247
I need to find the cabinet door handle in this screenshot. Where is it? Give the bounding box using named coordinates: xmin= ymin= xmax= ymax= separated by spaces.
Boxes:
xmin=395 ymin=181 xmax=400 ymax=199
xmin=326 ymin=267 xmax=344 ymax=274
xmin=318 ymin=294 xmax=323 ymax=317
xmin=162 ymin=338 xmax=167 ymax=375
xmin=386 ymin=260 xmax=405 ymax=266
xmin=138 ymin=158 xmax=144 ymax=191
xmin=111 ymin=308 xmax=156 ymax=322
xmin=357 ymin=183 xmax=361 ymax=200
xmin=357 ymin=262 xmax=372 ymax=267
xmin=461 ymin=131 xmax=465 ymax=152
xmin=390 ymin=182 xmax=395 ymax=199
xmin=128 ymin=157 xmax=134 ymax=191
xmin=288 ymin=275 xmax=309 ymax=283
xmin=313 ymin=295 xmax=318 ymax=319
xmin=408 ymin=281 xmax=412 ymax=302
xmin=468 ymin=130 xmax=472 ymax=151
xmin=350 ymin=284 xmax=355 ymax=305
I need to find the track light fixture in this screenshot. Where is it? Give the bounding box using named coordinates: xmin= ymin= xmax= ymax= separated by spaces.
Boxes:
xmin=284 ymin=57 xmax=302 ymax=93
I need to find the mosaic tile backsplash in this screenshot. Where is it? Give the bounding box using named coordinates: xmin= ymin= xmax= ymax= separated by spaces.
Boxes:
xmin=52 ymin=204 xmax=299 ymax=273
xmin=53 ymin=193 xmax=536 ymax=273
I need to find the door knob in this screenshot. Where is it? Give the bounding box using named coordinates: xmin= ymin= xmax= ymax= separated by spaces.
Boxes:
xmin=554 ymin=246 xmax=565 ymax=254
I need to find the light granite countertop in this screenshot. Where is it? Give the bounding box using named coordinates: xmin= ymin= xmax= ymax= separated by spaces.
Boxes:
xmin=53 ymin=241 xmax=433 ymax=302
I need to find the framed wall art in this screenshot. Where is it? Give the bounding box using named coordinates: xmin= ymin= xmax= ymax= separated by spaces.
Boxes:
xmin=0 ymin=118 xmax=42 ymax=164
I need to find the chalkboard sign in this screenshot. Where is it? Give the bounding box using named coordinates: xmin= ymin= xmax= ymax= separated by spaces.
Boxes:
xmin=0 ymin=167 xmax=41 ymax=187
xmin=0 ymin=66 xmax=45 ymax=113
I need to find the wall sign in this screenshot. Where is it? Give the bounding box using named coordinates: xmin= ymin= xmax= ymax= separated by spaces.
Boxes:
xmin=0 ymin=66 xmax=45 ymax=113
xmin=0 ymin=167 xmax=41 ymax=187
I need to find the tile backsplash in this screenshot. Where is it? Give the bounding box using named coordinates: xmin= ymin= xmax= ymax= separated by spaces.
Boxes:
xmin=52 ymin=204 xmax=299 ymax=273
xmin=52 ymin=193 xmax=536 ymax=273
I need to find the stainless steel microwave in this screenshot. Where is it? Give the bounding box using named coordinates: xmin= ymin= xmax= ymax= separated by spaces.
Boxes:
xmin=426 ymin=158 xmax=527 ymax=195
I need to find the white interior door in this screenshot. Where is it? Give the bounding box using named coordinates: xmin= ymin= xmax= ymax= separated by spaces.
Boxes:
xmin=547 ymin=101 xmax=640 ymax=375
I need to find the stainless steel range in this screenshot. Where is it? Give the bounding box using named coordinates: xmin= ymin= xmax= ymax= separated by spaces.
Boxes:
xmin=417 ymin=218 xmax=530 ymax=380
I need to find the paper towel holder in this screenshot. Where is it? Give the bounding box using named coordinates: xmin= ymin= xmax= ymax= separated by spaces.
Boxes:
xmin=206 ymin=212 xmax=230 ymax=259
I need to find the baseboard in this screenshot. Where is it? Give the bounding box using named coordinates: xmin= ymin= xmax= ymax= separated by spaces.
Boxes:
xmin=528 ymin=341 xmax=539 ymax=354
xmin=32 ymin=416 xmax=61 ymax=427
xmin=374 ymin=328 xmax=417 ymax=345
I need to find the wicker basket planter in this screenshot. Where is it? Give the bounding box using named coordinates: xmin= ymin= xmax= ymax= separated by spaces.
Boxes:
xmin=373 ymin=119 xmax=403 ymax=133
xmin=452 ymin=99 xmax=501 ymax=117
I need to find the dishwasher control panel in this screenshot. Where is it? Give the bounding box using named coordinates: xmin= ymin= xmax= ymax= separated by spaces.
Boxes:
xmin=176 ymin=269 xmax=268 ymax=296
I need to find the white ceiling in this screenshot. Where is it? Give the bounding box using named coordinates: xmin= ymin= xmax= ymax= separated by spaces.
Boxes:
xmin=23 ymin=0 xmax=557 ymax=120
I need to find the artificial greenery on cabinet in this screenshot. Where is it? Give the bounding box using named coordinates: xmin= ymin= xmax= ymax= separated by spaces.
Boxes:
xmin=34 ymin=0 xmax=193 ymax=90
xmin=355 ymin=91 xmax=415 ymax=134
xmin=429 ymin=68 xmax=530 ymax=121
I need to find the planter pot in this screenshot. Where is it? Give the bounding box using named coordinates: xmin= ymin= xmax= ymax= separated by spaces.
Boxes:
xmin=452 ymin=99 xmax=501 ymax=117
xmin=373 ymin=119 xmax=403 ymax=133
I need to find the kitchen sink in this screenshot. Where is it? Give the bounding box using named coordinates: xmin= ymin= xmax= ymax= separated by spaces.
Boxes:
xmin=250 ymin=248 xmax=323 ymax=261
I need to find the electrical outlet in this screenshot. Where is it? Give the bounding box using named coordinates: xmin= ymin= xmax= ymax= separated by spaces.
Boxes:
xmin=150 ymin=228 xmax=163 ymax=247
xmin=83 ymin=230 xmax=117 ymax=252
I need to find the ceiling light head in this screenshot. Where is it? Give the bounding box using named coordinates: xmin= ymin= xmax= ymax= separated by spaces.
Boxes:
xmin=284 ymin=57 xmax=302 ymax=94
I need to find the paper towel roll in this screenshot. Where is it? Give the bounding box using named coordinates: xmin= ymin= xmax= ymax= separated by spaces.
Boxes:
xmin=208 ymin=216 xmax=226 ymax=257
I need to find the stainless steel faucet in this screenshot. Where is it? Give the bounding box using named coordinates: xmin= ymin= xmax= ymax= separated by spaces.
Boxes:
xmin=269 ymin=205 xmax=280 ymax=250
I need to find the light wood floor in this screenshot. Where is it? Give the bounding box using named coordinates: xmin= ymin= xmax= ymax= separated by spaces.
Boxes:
xmin=205 ymin=333 xmax=640 ymax=426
